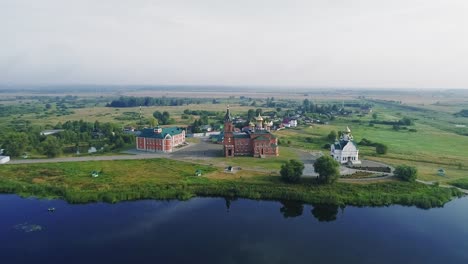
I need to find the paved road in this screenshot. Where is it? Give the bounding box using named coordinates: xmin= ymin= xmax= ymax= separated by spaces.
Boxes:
xmin=8 ymin=153 xmax=164 ymax=164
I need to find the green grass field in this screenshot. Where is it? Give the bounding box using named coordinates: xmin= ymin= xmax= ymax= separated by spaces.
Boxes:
xmin=274 ymin=115 xmax=468 ymax=183
xmin=0 ymin=158 xmax=461 ymax=208
xmin=200 ymin=147 xmax=299 ymax=171
xmin=0 ymin=103 xmax=275 ymax=128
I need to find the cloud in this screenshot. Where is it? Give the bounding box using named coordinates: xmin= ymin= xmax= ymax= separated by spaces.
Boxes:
xmin=1 ymin=0 xmax=467 ymax=88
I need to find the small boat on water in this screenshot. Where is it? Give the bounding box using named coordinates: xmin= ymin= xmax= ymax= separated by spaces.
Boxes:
xmin=48 ymin=208 xmax=56 ymax=212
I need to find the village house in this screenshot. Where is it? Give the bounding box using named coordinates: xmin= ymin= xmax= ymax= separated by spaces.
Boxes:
xmin=223 ymin=107 xmax=278 ymax=157
xmin=282 ymin=118 xmax=298 ymax=128
xmin=136 ymin=127 xmax=186 ymax=153
xmin=330 ymin=127 xmax=361 ymax=165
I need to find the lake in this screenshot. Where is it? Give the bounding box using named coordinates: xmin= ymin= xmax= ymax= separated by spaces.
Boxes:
xmin=1 ymin=194 xmax=467 ymax=264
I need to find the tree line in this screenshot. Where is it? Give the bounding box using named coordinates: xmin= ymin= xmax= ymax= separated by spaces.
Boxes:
xmin=0 ymin=120 xmax=135 ymax=158
xmin=107 ymin=96 xmax=211 ymax=107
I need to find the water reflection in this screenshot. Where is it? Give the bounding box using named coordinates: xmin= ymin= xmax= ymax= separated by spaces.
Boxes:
xmin=277 ymin=200 xmax=341 ymax=222
xmin=279 ymin=200 xmax=304 ymax=218
xmin=224 ymin=197 xmax=238 ymax=212
xmin=311 ymin=204 xmax=340 ymax=222
xmin=2 ymin=195 xmax=468 ymax=264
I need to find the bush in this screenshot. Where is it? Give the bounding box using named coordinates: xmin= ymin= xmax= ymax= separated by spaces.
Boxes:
xmin=394 ymin=165 xmax=417 ymax=182
xmin=375 ymin=143 xmax=388 ymax=154
xmin=280 ymin=159 xmax=305 ymax=183
xmin=359 ymin=138 xmax=374 ymax=146
xmin=327 ymin=131 xmax=337 ymax=141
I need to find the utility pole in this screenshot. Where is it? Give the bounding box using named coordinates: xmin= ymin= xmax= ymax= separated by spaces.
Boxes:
xmin=139 ymin=106 xmax=142 ymax=128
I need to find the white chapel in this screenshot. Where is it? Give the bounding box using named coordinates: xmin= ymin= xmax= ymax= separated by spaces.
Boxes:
xmin=330 ymin=127 xmax=361 ymax=165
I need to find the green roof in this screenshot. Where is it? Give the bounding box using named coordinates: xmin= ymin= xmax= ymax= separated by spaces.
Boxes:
xmin=139 ymin=127 xmax=184 ymax=139
xmin=254 ymin=136 xmax=270 ymax=141
xmin=234 ymin=133 xmax=250 ymax=138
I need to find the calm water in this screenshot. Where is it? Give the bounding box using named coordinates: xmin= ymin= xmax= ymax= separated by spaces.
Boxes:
xmin=1 ymin=195 xmax=468 ymax=264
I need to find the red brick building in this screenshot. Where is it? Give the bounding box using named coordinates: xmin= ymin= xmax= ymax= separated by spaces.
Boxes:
xmin=223 ymin=107 xmax=279 ymax=157
xmin=136 ymin=127 xmax=186 ymax=153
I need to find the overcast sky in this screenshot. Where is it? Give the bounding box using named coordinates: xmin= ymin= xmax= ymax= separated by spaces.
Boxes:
xmin=1 ymin=0 xmax=467 ymax=88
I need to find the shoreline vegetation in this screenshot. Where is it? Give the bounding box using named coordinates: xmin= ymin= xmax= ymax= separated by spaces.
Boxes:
xmin=0 ymin=158 xmax=463 ymax=209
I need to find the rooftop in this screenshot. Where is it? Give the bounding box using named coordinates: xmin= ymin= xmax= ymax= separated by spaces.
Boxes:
xmin=139 ymin=127 xmax=185 ymax=139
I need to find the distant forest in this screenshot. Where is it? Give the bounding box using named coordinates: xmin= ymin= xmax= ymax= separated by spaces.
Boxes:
xmin=455 ymin=109 xmax=468 ymax=117
xmin=106 ymin=96 xmax=212 ymax=107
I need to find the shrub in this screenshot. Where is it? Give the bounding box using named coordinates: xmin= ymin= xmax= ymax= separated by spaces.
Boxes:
xmin=359 ymin=138 xmax=374 ymax=146
xmin=375 ymin=143 xmax=388 ymax=154
xmin=394 ymin=165 xmax=417 ymax=182
xmin=327 ymin=131 xmax=337 ymax=141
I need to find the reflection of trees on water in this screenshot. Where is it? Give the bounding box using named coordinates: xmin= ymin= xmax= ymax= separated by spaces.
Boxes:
xmin=311 ymin=204 xmax=340 ymax=222
xmin=279 ymin=200 xmax=304 ymax=218
xmin=223 ymin=197 xmax=343 ymax=222
xmin=224 ymin=197 xmax=238 ymax=212
xmin=278 ymin=200 xmax=342 ymax=222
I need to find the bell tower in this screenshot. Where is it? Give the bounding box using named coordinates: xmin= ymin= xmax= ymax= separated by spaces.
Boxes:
xmin=223 ymin=106 xmax=235 ymax=157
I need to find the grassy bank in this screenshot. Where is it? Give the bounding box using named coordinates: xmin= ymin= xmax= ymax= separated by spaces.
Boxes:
xmin=450 ymin=179 xmax=468 ymax=190
xmin=0 ymin=158 xmax=463 ymax=208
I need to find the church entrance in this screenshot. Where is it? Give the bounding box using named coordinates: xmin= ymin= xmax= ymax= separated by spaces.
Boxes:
xmin=228 ymin=149 xmax=232 ymax=156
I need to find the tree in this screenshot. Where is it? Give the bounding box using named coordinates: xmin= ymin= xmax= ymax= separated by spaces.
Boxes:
xmin=255 ymin=108 xmax=263 ymax=116
xmin=394 ymin=165 xmax=417 ymax=182
xmin=400 ymin=117 xmax=413 ymax=126
xmin=280 ymin=159 xmax=305 ymax=183
xmin=153 ymin=111 xmax=171 ymax=125
xmin=303 ymin=99 xmax=311 ymax=112
xmin=150 ymin=117 xmax=158 ymax=127
xmin=2 ymin=132 xmax=29 ymax=157
xmin=375 ymin=143 xmax=388 ymax=154
xmin=327 ymin=130 xmax=337 ymax=141
xmin=313 ymin=155 xmax=340 ymax=184
xmin=41 ymin=136 xmax=62 ymax=158
xmin=372 ymin=112 xmax=378 ymax=119
xmin=247 ymin=109 xmax=256 ymax=121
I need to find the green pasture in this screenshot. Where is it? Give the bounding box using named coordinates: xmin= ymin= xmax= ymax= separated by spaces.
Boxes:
xmin=0 ymin=158 xmax=461 ymax=208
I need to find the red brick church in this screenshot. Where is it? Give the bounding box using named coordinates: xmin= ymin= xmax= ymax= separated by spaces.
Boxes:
xmin=223 ymin=106 xmax=279 ymax=157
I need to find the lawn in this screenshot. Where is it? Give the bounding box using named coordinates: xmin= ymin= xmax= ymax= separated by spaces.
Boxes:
xmin=202 ymin=146 xmax=299 ymax=171
xmin=0 ymin=158 xmax=461 ymax=208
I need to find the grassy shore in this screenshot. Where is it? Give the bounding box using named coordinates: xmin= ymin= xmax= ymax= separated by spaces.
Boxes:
xmin=0 ymin=158 xmax=462 ymax=208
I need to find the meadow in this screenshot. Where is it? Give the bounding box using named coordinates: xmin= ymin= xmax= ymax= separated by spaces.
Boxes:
xmin=274 ymin=122 xmax=467 ymax=183
xmin=0 ymin=158 xmax=461 ymax=208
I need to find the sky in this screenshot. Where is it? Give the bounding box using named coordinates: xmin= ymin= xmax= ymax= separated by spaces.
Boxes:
xmin=1 ymin=0 xmax=467 ymax=89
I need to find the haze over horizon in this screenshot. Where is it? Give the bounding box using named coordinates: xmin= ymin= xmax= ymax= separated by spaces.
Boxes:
xmin=1 ymin=0 xmax=467 ymax=89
